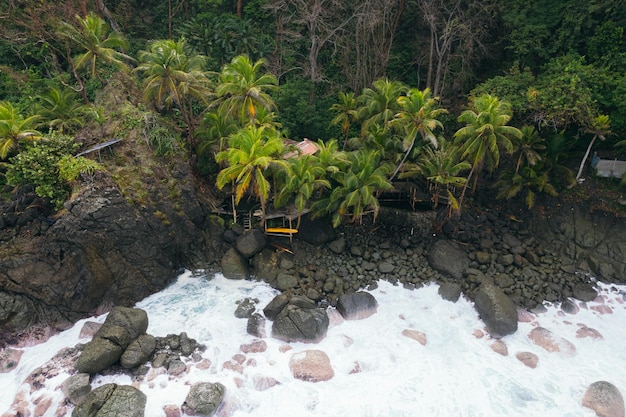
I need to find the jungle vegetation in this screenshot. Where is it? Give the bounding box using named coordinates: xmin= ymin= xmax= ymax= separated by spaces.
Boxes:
xmin=0 ymin=0 xmax=624 ymax=224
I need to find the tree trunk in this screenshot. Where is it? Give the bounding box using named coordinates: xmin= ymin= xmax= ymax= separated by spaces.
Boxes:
xmin=575 ymin=135 xmax=597 ymax=181
xmin=237 ymin=0 xmax=243 ymax=18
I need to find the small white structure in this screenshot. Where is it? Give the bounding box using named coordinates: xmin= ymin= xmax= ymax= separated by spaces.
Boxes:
xmin=591 ymin=153 xmax=626 ymax=179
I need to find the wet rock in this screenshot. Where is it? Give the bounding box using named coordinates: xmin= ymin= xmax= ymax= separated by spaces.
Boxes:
xmin=490 ymin=340 xmax=508 ymax=356
xmin=99 ymin=307 xmax=148 ymax=341
xmin=236 ymin=229 xmax=266 ymax=258
xmin=582 ymin=380 xmax=625 ymax=417
xmin=263 ymin=294 xmax=290 ymax=320
xmin=73 ymin=383 xmax=146 ymax=417
xmin=428 ymin=240 xmax=469 ymax=279
xmin=76 ymin=329 xmax=128 ymax=374
xmin=234 ymin=298 xmax=257 ymax=319
xmin=246 ymin=313 xmax=267 ymax=338
xmin=402 ymin=329 xmax=427 ymax=345
xmin=240 ymin=339 xmax=267 ymax=353
xmin=438 ymin=282 xmax=462 ymax=302
xmin=221 ymin=248 xmax=249 ymax=280
xmin=272 ymin=306 xmax=329 ymax=343
xmin=182 ymin=382 xmax=225 ymax=417
xmin=336 ymin=292 xmax=378 ymax=320
xmin=62 ymin=373 xmax=91 ymax=405
xmin=528 ymin=327 xmax=576 ymax=356
xmin=251 ymin=249 xmax=280 ymax=282
xmin=473 ymin=284 xmax=518 ymax=338
xmin=572 ymin=284 xmax=598 ymax=302
xmin=289 ymin=350 xmax=334 ymax=382
xmin=276 ymin=273 xmax=299 ymax=291
xmin=120 ymin=334 xmax=157 ymax=369
xmin=515 ymin=351 xmax=538 ymax=368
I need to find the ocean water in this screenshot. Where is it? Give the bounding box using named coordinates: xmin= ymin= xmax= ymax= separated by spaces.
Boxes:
xmin=1 ymin=271 xmax=625 ymax=417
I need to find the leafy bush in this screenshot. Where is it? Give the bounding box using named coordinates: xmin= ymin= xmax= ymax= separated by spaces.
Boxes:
xmin=5 ymin=134 xmax=79 ymax=209
xmin=58 ymin=155 xmax=104 ymax=182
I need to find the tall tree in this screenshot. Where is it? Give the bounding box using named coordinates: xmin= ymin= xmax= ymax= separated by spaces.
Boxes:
xmin=58 ymin=12 xmax=133 ymax=85
xmin=134 ymin=38 xmax=212 ymax=133
xmin=454 ymin=94 xmax=522 ymax=208
xmin=216 ymin=55 xmax=278 ymax=125
xmin=358 ymin=78 xmax=407 ymax=133
xmin=216 ymin=125 xmax=287 ymax=224
xmin=390 ymin=87 xmax=447 ymax=180
xmin=329 ymin=91 xmax=359 ymax=148
xmin=576 ymin=114 xmax=611 ymax=181
xmin=35 ymin=87 xmax=89 ymax=134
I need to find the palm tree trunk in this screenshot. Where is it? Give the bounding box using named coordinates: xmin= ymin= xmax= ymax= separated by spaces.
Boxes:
xmin=458 ymin=165 xmax=475 ymax=212
xmin=575 ymin=135 xmax=597 ymax=181
xmin=390 ymin=138 xmax=415 ymax=181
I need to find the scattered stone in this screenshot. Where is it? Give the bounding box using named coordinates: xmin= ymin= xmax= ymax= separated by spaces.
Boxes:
xmin=515 ymin=351 xmax=539 ymax=368
xmin=234 ymin=298 xmax=257 ymax=319
xmin=72 ymin=384 xmax=146 ymax=417
xmin=327 ymin=237 xmax=346 ymax=254
xmin=253 ymin=375 xmax=280 ymax=391
xmin=240 ymin=339 xmax=267 ymax=354
xmin=289 ymin=350 xmax=334 ymax=382
xmin=473 ymin=284 xmax=518 ymax=338
xmin=490 ymin=340 xmax=508 ymax=356
xmin=62 ymin=373 xmax=91 ymax=405
xmin=560 ymin=299 xmax=580 ymax=314
xmin=336 ymin=292 xmax=378 ymax=320
xmin=276 ymin=273 xmax=299 ymax=291
xmin=167 ymin=358 xmax=187 ymax=376
xmin=528 ymin=327 xmax=576 ymax=356
xmin=402 ymin=329 xmax=427 ymax=346
xmin=576 ymin=325 xmax=604 ymax=339
xmin=378 ymin=262 xmax=395 ymax=274
xmin=516 ymin=308 xmax=536 ymax=323
xmin=272 ymin=306 xmax=329 ymax=343
xmin=182 ymin=382 xmax=226 ymax=417
xmin=582 ymin=380 xmax=625 ymax=417
xmin=163 ymin=404 xmax=181 ymax=417
xmin=427 ymin=240 xmax=470 ymax=279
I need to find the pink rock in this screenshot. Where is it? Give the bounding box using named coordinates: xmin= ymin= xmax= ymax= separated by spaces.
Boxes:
xmin=163 ymin=404 xmax=181 ymax=417
xmin=240 ymin=339 xmax=267 ymax=354
xmin=576 ymin=325 xmax=604 ymax=339
xmin=327 ymin=309 xmax=345 ymax=326
xmin=349 ymin=361 xmax=362 ymax=374
xmin=195 ymin=359 xmax=212 ymax=370
xmin=55 ymin=404 xmax=69 ymax=417
xmin=14 ymin=324 xmax=58 ymax=348
xmin=34 ymin=396 xmax=52 ymax=417
xmin=591 ymin=305 xmax=613 ymax=314
xmin=0 ymin=348 xmax=24 ymax=373
xmin=515 ymin=352 xmax=539 ymax=368
xmin=582 ymin=381 xmax=625 ymax=417
xmin=490 ymin=340 xmax=508 ymax=356
xmin=528 ymin=327 xmax=576 ymax=356
xmin=517 ymin=308 xmax=536 ymax=323
xmin=232 ymin=353 xmax=246 ymax=364
xmin=245 ymin=358 xmax=257 ymax=367
xmin=289 ymin=350 xmax=334 ymax=382
xmin=279 ymin=345 xmax=292 ymax=353
xmin=402 ymin=329 xmax=427 ymax=346
xmin=223 ymin=361 xmax=243 ymax=373
xmin=79 ymin=321 xmax=102 ymax=339
xmin=473 ymin=329 xmax=485 ymax=339
xmin=253 ymin=375 xmax=280 ymax=391
xmin=147 ymin=367 xmax=167 ymax=381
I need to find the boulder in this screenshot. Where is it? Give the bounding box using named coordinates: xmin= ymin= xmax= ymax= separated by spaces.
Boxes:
xmin=582 ymin=381 xmax=625 ymax=417
xmin=473 ymin=284 xmax=518 ymax=338
xmin=438 ymin=282 xmax=462 ymax=302
xmin=251 ymin=249 xmax=280 ymax=282
xmin=62 ymin=373 xmax=91 ymax=405
xmin=236 ymin=229 xmax=266 ymax=258
xmin=221 ymin=248 xmax=249 ymax=280
xmin=275 ymin=273 xmax=299 ymax=291
xmin=427 ymin=240 xmax=470 ymax=279
xmin=182 ymin=382 xmax=226 ymax=417
xmin=120 ymin=334 xmax=157 ymax=368
xmin=0 ymin=292 xmax=36 ymax=338
xmin=327 ymin=237 xmax=346 ymax=254
xmin=272 ymin=306 xmax=329 ymax=343
xmin=76 ymin=328 xmax=129 ymax=374
xmin=247 ymin=313 xmax=267 ymax=338
xmin=298 ymin=217 xmax=336 ymax=245
xmin=515 ymin=351 xmax=538 ymax=368
xmin=234 ymin=298 xmax=257 ymax=319
xmin=263 ymin=294 xmax=290 ymax=320
xmin=289 ymin=350 xmax=334 ymax=382
xmin=98 ymin=307 xmax=148 ymax=341
xmin=336 ymin=292 xmax=378 ymax=320
xmin=72 ymin=383 xmax=146 ymax=417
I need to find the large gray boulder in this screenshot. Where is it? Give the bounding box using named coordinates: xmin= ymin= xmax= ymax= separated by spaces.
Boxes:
xmin=62 ymin=373 xmax=91 ymax=405
xmin=76 ymin=325 xmax=129 ymax=374
xmin=120 ymin=334 xmax=157 ymax=369
xmin=98 ymin=307 xmax=148 ymax=341
xmin=473 ymin=284 xmax=518 ymax=338
xmin=298 ymin=217 xmax=336 ymax=245
xmin=236 ymin=229 xmax=266 ymax=258
xmin=428 ymin=240 xmax=470 ymax=279
xmin=272 ymin=305 xmax=329 ymax=343
xmin=182 ymin=382 xmax=226 ymax=417
xmin=221 ymin=248 xmax=249 ymax=280
xmin=72 ymin=383 xmax=146 ymax=417
xmin=336 ymin=292 xmax=378 ymax=320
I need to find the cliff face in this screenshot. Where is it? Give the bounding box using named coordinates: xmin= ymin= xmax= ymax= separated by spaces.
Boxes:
xmin=0 ymin=163 xmax=226 ymax=347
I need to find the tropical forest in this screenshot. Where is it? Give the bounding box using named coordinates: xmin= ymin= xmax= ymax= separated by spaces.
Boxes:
xmin=1 ymin=0 xmax=626 ymax=227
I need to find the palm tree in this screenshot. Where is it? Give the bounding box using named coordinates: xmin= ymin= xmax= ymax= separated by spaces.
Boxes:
xmin=513 ymin=126 xmax=546 ymax=174
xmin=313 ymin=150 xmax=393 ymax=227
xmin=35 ymin=87 xmax=89 ymax=134
xmin=216 ymin=55 xmax=278 ymax=125
xmin=0 ymin=101 xmax=42 ymax=160
xmin=358 ymin=78 xmax=407 ymax=133
xmin=58 ymin=12 xmax=134 ymax=83
xmin=390 ymin=87 xmax=447 ymax=180
xmin=408 ymin=137 xmax=471 ymax=209
xmin=275 ymin=155 xmax=330 ymax=228
xmin=453 ymin=94 xmax=522 ymax=208
xmin=196 ymin=110 xmax=239 ymax=156
xmin=215 ymin=125 xmax=287 ymax=224
xmin=314 ymin=139 xmax=350 ymax=175
xmin=329 ymin=91 xmax=358 ymax=148
xmin=496 ymin=164 xmax=558 ymax=209
xmin=575 ymin=114 xmax=611 ymax=181
xmin=134 ymin=38 xmax=212 ymax=132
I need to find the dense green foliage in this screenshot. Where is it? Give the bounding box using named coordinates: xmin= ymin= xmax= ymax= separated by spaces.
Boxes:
xmin=0 ymin=0 xmax=624 ymax=223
